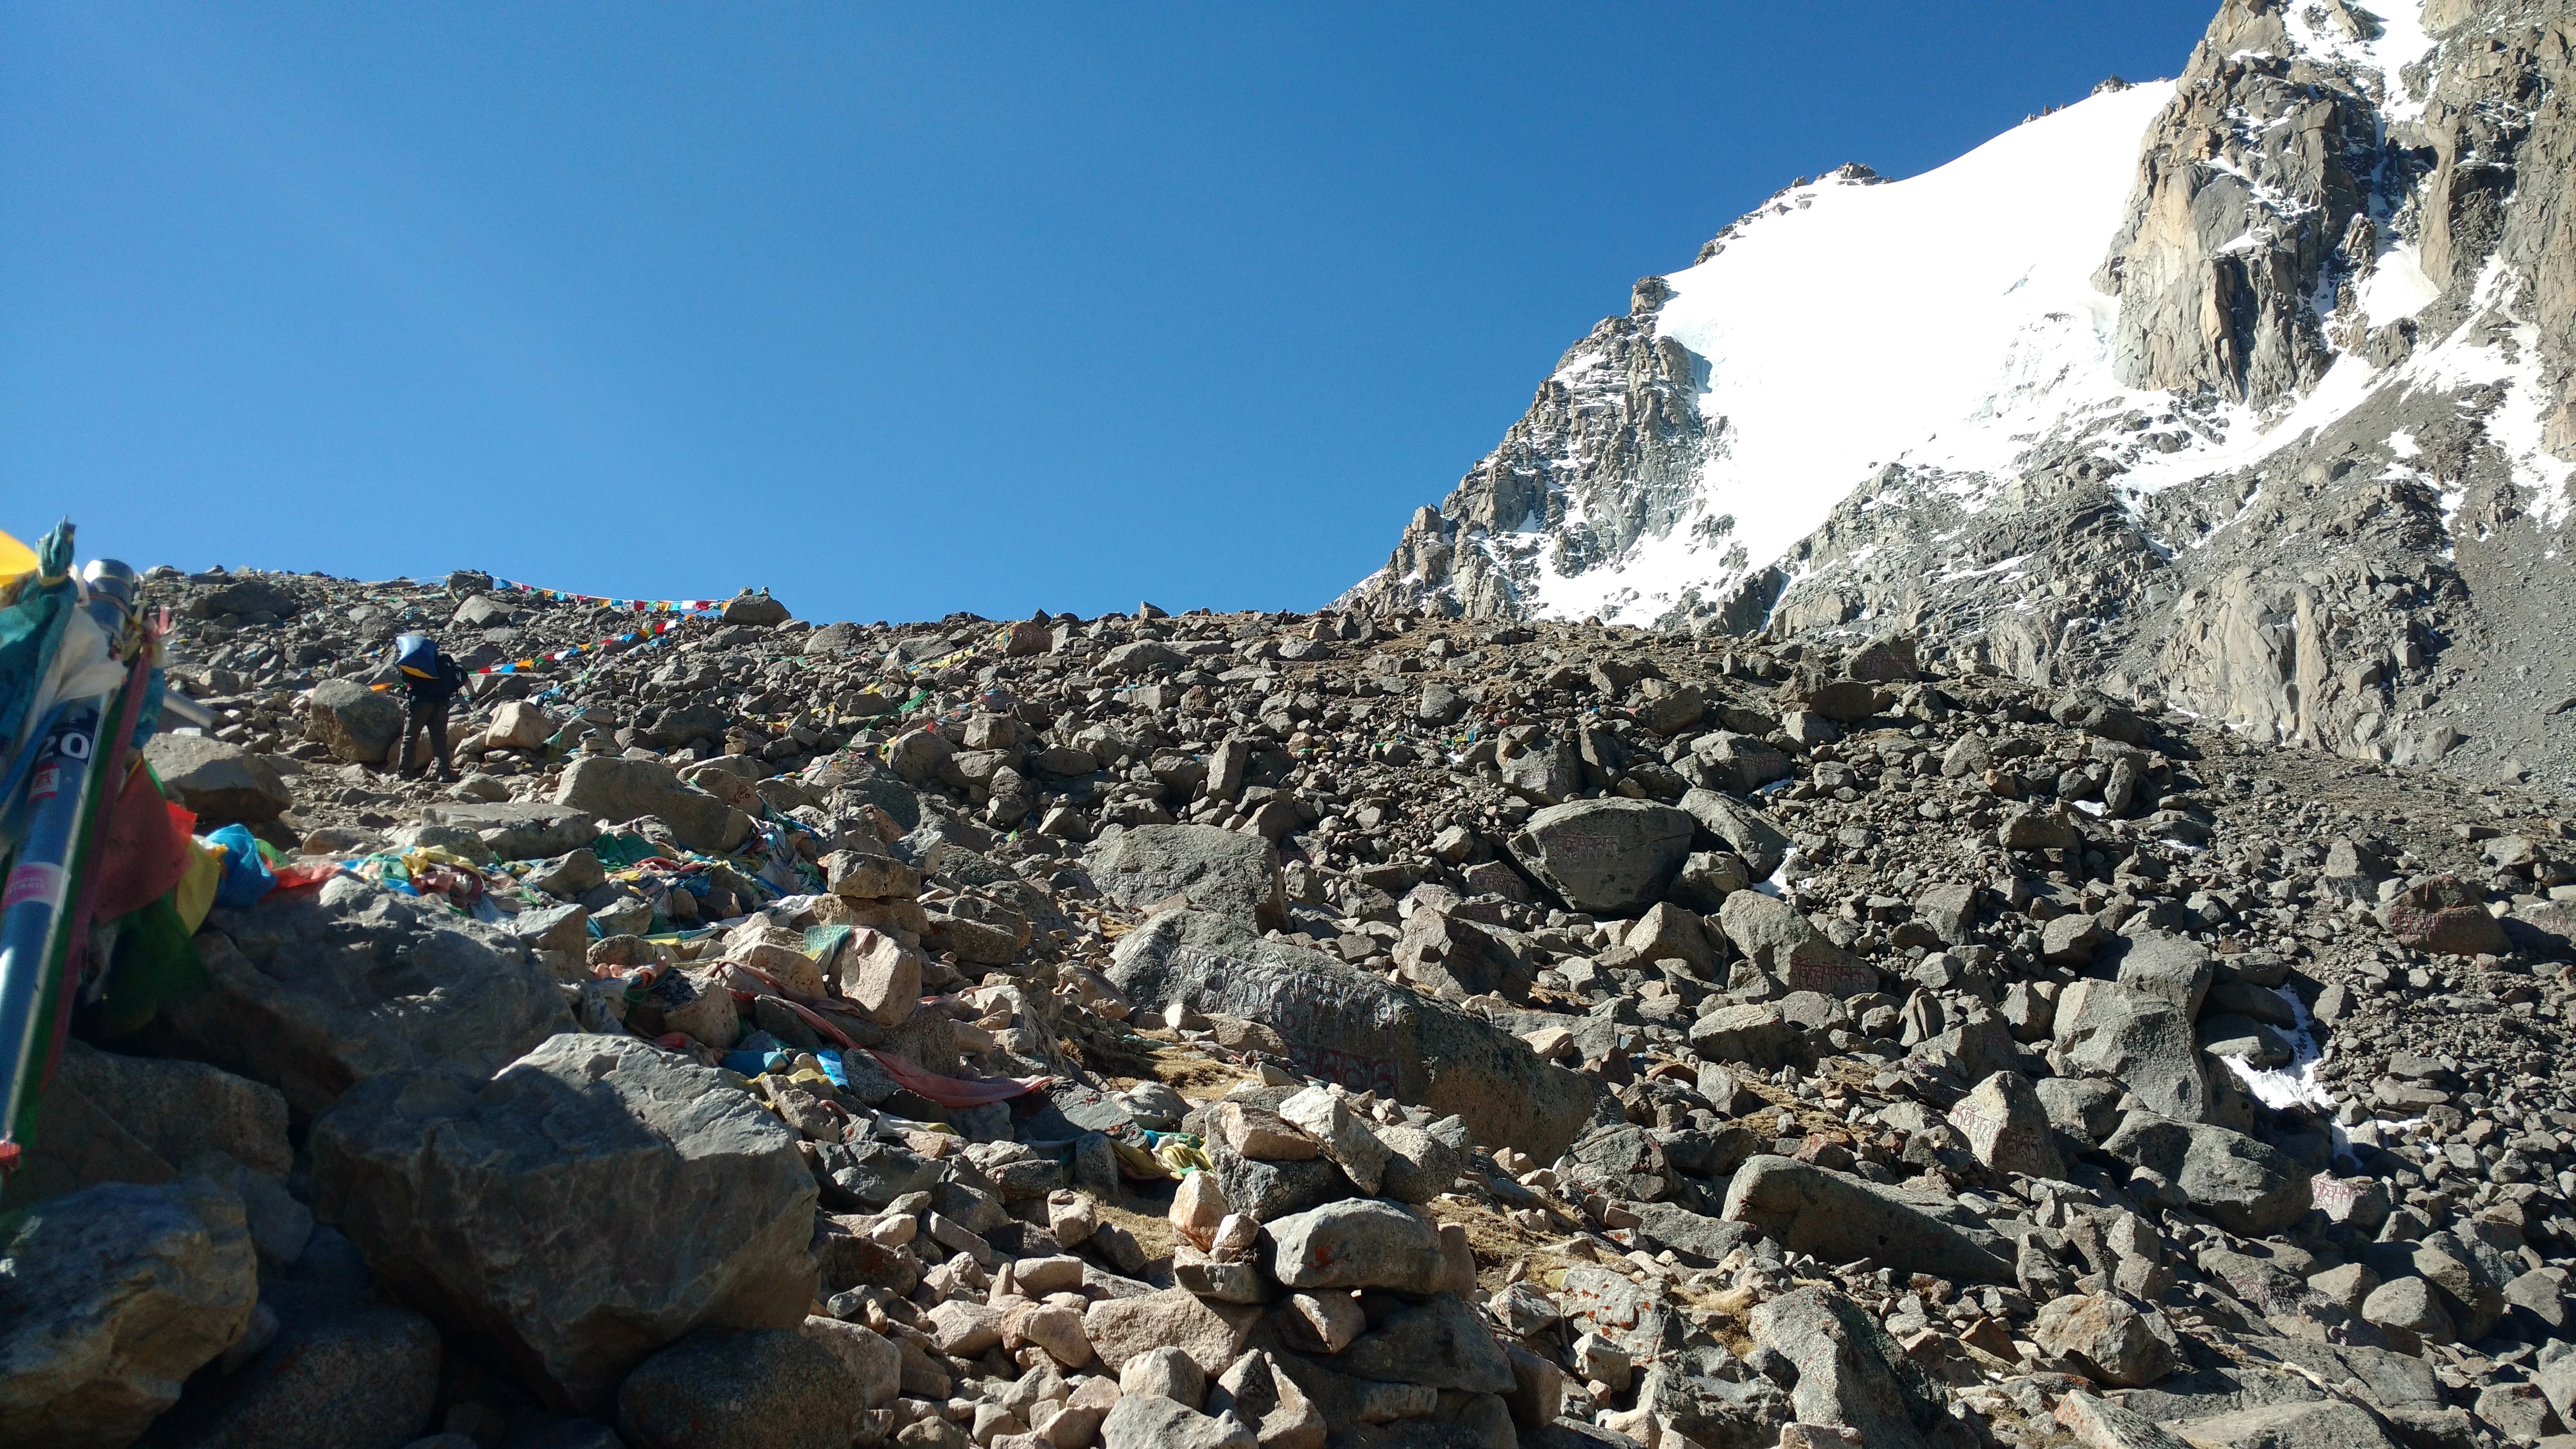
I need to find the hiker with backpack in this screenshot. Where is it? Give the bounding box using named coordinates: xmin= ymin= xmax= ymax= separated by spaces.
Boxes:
xmin=390 ymin=632 xmax=469 ymax=782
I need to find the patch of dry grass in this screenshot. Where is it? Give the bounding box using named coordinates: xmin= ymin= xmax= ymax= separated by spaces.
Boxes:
xmin=1092 ymin=1199 xmax=1179 ymax=1268
xmin=1422 ymin=1194 xmax=1594 ymax=1294
xmin=1150 ymin=1046 xmax=1257 ymax=1100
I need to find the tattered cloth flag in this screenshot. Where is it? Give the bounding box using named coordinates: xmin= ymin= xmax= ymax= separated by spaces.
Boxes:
xmin=493 ymin=579 xmax=724 ymax=613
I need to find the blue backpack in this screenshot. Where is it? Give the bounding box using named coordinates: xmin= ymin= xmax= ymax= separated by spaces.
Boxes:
xmin=395 ymin=633 xmax=441 ymax=680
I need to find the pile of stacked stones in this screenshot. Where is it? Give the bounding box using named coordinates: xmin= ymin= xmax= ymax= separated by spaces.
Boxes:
xmin=5 ymin=564 xmax=2576 ymax=1449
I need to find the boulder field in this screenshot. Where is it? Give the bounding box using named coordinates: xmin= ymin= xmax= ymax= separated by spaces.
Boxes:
xmin=6 ymin=567 xmax=2575 ymax=1449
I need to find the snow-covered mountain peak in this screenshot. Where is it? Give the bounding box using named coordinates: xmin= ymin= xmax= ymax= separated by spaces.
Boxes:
xmin=1348 ymin=0 xmax=2576 ymax=791
xmin=1610 ymin=81 xmax=2178 ymax=626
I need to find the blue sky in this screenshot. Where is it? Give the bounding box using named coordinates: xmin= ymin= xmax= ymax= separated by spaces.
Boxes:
xmin=1 ymin=2 xmax=2214 ymax=622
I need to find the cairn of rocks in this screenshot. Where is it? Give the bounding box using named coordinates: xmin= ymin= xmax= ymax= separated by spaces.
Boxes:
xmin=5 ymin=565 xmax=2575 ymax=1449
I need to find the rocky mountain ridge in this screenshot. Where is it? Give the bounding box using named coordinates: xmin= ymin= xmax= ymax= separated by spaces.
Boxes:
xmin=1345 ymin=0 xmax=2576 ymax=796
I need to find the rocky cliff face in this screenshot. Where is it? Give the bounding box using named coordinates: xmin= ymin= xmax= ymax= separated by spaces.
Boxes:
xmin=2093 ymin=0 xmax=2397 ymax=408
xmin=1373 ymin=284 xmax=1717 ymax=621
xmin=1346 ymin=0 xmax=2576 ymax=793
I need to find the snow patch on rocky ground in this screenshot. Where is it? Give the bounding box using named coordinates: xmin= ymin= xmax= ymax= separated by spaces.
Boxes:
xmin=2218 ymin=983 xmax=2338 ymax=1113
xmin=2283 ymin=0 xmax=2441 ymax=124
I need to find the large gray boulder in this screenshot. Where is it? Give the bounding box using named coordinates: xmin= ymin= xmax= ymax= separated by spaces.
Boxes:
xmin=190 ymin=576 xmax=304 ymax=620
xmin=2054 ymin=1392 xmax=2196 ymax=1449
xmin=304 ymin=679 xmax=405 ymax=765
xmin=1374 ymin=1123 xmax=1463 ymax=1204
xmin=1677 ymin=789 xmax=1792 ymax=879
xmin=2031 ymin=1293 xmax=2175 ymax=1387
xmin=1720 ymin=1155 xmax=2012 ymax=1283
xmin=1559 ymin=1267 xmax=1689 ymax=1364
xmin=1912 ymin=882 xmax=1980 ymax=946
xmin=2165 ymin=1400 xmax=2402 ymax=1449
xmin=1204 ymin=1130 xmax=1350 ymax=1222
xmin=1688 ymin=1002 xmax=1798 ymax=1068
xmin=1331 ymin=1292 xmax=1512 ymax=1393
xmin=415 ymin=802 xmax=602 ymax=861
xmin=1394 ymin=908 xmax=1535 ymax=1001
xmin=1682 ymin=732 xmax=1793 ymax=795
xmin=1718 ymin=892 xmax=1872 ymax=997
xmin=2105 ymin=931 xmax=2214 ymax=1016
xmin=56 ymin=1041 xmax=291 ymax=1180
xmin=1111 ymin=911 xmax=1602 ymax=1159
xmin=142 ymin=735 xmax=292 ymax=825
xmin=616 ymin=1328 xmax=862 ymax=1449
xmin=165 ymin=876 xmax=576 ymax=1117
xmin=718 ymin=593 xmax=792 ymax=627
xmin=1100 ymin=639 xmax=1187 ymax=674
xmin=1085 ymin=1290 xmax=1256 ymax=1377
xmin=1946 ymin=1071 xmax=2066 ymax=1180
xmin=796 ymin=1317 xmax=900 ymax=1408
xmin=1205 ymin=1353 xmax=1324 ymax=1449
xmin=1497 ymin=731 xmax=1583 ymax=805
xmin=0 ymin=1178 xmax=259 ymax=1449
xmin=1629 ymin=1201 xmax=1761 ymax=1267
xmin=1099 ymin=1393 xmax=1255 ymax=1449
xmin=1086 ymin=825 xmax=1284 ymax=930
xmin=2099 ymin=1112 xmax=2311 ymax=1236
xmin=309 ymin=1035 xmax=818 ymax=1415
xmin=1508 ymin=799 xmax=1696 ymax=914
xmin=644 ymin=703 xmax=734 ymax=752
xmin=0 ymin=1069 xmax=179 ymax=1218
xmin=2380 ymin=875 xmax=2512 ymax=956
xmin=1748 ymin=1287 xmax=1941 ymax=1449
xmin=881 ymin=727 xmax=956 ymax=789
xmin=802 ymin=622 xmax=864 ymax=656
xmin=2362 ymin=1275 xmax=2456 ymax=1347
xmin=1635 ymin=1336 xmax=1794 ymax=1449
xmin=1267 ymin=1199 xmax=1449 ymax=1295
xmin=1667 ymin=850 xmax=1753 ymax=913
xmin=3 ymin=1045 xmax=312 ymax=1274
xmin=141 ymin=1290 xmax=443 ymax=1449
xmin=554 ymin=756 xmax=751 ymax=856
xmin=799 ymin=751 xmax=921 ymax=831
xmin=2052 ymin=979 xmax=2211 ymax=1123
xmin=2539 ymin=1352 xmax=2576 ymax=1436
